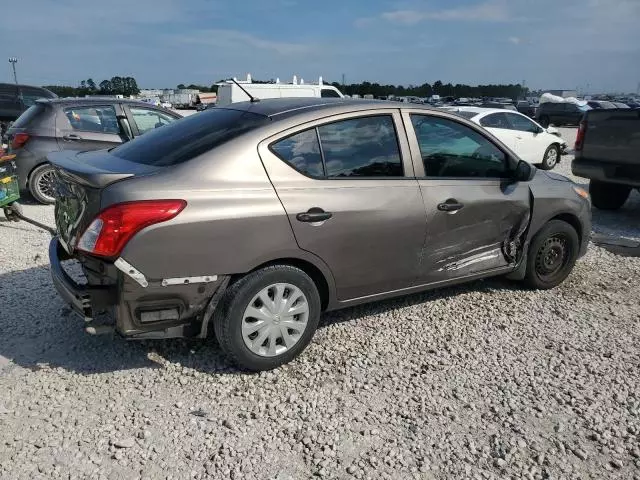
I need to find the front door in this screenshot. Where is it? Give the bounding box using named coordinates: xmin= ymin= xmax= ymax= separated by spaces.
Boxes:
xmin=478 ymin=112 xmax=518 ymax=150
xmin=504 ymin=112 xmax=548 ymax=164
xmin=404 ymin=111 xmax=531 ymax=284
xmin=56 ymin=104 xmax=126 ymax=151
xmin=259 ymin=111 xmax=427 ymax=301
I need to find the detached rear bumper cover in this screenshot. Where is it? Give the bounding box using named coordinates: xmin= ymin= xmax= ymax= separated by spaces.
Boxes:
xmin=49 ymin=237 xmax=115 ymax=320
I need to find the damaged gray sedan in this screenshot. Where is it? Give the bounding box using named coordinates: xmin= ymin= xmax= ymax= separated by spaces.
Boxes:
xmin=48 ymin=98 xmax=591 ymax=371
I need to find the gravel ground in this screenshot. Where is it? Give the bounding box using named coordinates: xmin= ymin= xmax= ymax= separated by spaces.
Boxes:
xmin=1 ymin=131 xmax=639 ymax=480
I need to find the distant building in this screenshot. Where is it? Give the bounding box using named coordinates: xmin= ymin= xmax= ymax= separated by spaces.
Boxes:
xmin=545 ymin=89 xmax=577 ymax=98
xmin=139 ymin=89 xmax=164 ymax=97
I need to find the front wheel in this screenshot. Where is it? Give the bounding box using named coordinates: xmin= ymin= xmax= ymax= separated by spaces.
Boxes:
xmin=213 ymin=265 xmax=321 ymax=371
xmin=539 ymin=115 xmax=550 ymax=127
xmin=524 ymin=220 xmax=579 ymax=289
xmin=28 ymin=164 xmax=57 ymax=204
xmin=540 ymin=145 xmax=560 ymax=170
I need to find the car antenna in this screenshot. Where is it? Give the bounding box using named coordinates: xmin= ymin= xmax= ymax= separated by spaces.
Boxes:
xmin=229 ymin=78 xmax=260 ymax=103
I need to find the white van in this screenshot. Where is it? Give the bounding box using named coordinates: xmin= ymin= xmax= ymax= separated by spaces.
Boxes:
xmin=216 ymin=74 xmax=344 ymax=106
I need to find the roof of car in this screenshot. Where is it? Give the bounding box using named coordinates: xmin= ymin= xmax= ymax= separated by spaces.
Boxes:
xmin=219 ymin=97 xmax=437 ymax=119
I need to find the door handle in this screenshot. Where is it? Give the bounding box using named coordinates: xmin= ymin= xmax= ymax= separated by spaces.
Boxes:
xmin=437 ymin=200 xmax=464 ymax=212
xmin=62 ymin=134 xmax=82 ymax=141
xmin=296 ymin=208 xmax=332 ymax=223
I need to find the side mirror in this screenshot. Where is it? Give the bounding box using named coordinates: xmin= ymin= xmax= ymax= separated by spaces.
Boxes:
xmin=535 ymin=126 xmax=544 ymax=134
xmin=514 ymin=159 xmax=532 ymax=182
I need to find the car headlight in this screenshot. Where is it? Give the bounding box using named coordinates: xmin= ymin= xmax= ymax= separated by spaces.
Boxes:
xmin=573 ymin=186 xmax=590 ymax=200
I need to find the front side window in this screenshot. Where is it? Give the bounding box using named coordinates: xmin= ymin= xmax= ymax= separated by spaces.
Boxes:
xmin=129 ymin=107 xmax=177 ymax=135
xmin=410 ymin=114 xmax=508 ymax=179
xmin=479 ymin=113 xmax=510 ymax=129
xmin=270 ymin=115 xmax=403 ymax=178
xmin=64 ymin=105 xmax=120 ymax=134
xmin=505 ymin=113 xmax=539 ymax=133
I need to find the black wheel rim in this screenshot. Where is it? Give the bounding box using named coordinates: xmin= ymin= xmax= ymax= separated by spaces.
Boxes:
xmin=37 ymin=169 xmax=56 ymax=201
xmin=535 ymin=234 xmax=571 ymax=282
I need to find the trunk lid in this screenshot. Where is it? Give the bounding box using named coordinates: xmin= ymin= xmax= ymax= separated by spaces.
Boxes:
xmin=49 ymin=149 xmax=160 ymax=253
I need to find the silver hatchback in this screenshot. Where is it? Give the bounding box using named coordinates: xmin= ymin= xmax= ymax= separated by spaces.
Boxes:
xmin=49 ymin=99 xmax=591 ymax=371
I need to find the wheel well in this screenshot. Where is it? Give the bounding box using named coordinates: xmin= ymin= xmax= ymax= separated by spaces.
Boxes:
xmin=27 ymin=161 xmax=50 ymax=184
xmin=237 ymin=258 xmax=330 ymax=311
xmin=550 ymin=213 xmax=582 ymax=242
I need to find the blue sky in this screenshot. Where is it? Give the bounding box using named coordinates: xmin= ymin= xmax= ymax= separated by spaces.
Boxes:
xmin=2 ymin=0 xmax=639 ymax=93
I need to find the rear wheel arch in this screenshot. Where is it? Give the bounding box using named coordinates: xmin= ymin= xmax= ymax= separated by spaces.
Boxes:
xmin=233 ymin=257 xmax=332 ymax=311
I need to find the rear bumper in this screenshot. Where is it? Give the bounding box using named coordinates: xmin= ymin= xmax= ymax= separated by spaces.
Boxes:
xmin=49 ymin=237 xmax=116 ymax=320
xmin=572 ymin=158 xmax=640 ymax=187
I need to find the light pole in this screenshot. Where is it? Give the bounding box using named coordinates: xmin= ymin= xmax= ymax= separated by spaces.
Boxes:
xmin=8 ymin=57 xmax=18 ymax=85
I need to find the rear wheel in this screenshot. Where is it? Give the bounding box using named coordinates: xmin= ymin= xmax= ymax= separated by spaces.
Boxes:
xmin=28 ymin=164 xmax=56 ymax=204
xmin=540 ymin=144 xmax=560 ymax=170
xmin=213 ymin=265 xmax=321 ymax=371
xmin=524 ymin=220 xmax=579 ymax=289
xmin=589 ymin=180 xmax=631 ymax=210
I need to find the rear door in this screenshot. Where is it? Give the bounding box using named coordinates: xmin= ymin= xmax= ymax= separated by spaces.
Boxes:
xmin=258 ymin=110 xmax=428 ymax=301
xmin=57 ymin=104 xmax=127 ymax=151
xmin=122 ymin=105 xmax=179 ymax=137
xmin=478 ymin=112 xmax=518 ymax=150
xmin=403 ymin=110 xmax=531 ymax=284
xmin=504 ymin=112 xmax=548 ymax=163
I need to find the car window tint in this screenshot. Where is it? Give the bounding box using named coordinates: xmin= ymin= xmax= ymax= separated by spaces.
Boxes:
xmin=129 ymin=107 xmax=177 ymax=135
xmin=64 ymin=105 xmax=120 ymax=134
xmin=317 ymin=116 xmax=403 ymax=178
xmin=320 ymin=89 xmax=341 ymax=98
xmin=271 ymin=129 xmax=324 ymax=177
xmin=479 ymin=113 xmax=510 ymax=129
xmin=111 ymin=108 xmax=270 ymax=167
xmin=505 ymin=113 xmax=538 ymax=133
xmin=410 ymin=114 xmax=508 ymax=179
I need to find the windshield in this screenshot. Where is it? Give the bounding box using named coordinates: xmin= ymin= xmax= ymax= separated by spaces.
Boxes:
xmin=454 ymin=111 xmax=479 ymax=119
xmin=111 ymin=108 xmax=270 ymax=166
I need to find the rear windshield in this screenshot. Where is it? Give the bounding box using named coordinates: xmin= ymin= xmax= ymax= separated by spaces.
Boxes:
xmin=454 ymin=111 xmax=478 ymax=119
xmin=12 ymin=104 xmax=46 ymax=128
xmin=111 ymin=108 xmax=270 ymax=166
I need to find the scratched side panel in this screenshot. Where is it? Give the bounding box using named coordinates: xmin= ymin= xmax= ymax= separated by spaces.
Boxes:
xmin=417 ymin=179 xmax=531 ymax=283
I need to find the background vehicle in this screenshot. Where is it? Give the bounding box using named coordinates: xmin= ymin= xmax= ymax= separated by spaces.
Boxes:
xmin=216 ymin=75 xmax=343 ymax=106
xmin=573 ymin=108 xmax=640 ymax=210
xmin=535 ymin=101 xmax=589 ymax=126
xmin=48 ymin=98 xmax=590 ymax=371
xmin=587 ymin=100 xmax=617 ymax=109
xmin=0 ymin=83 xmax=57 ymax=139
xmin=516 ymin=100 xmax=535 ymax=117
xmin=6 ymin=98 xmax=181 ymax=204
xmin=452 ymin=107 xmax=567 ymax=169
xmin=611 ymin=102 xmax=630 ymax=109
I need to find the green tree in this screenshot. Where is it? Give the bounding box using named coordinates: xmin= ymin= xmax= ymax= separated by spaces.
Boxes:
xmin=177 ymin=84 xmax=186 ymax=90
xmin=99 ymin=80 xmax=112 ymax=94
xmin=87 ymin=78 xmax=96 ymax=91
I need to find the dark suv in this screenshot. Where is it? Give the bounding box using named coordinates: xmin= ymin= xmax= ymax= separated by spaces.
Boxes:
xmin=535 ymin=102 xmax=590 ymax=127
xmin=7 ymin=98 xmax=181 ymax=203
xmin=0 ymin=83 xmax=57 ymax=138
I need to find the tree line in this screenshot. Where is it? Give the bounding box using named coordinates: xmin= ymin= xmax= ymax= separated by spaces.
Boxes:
xmin=44 ymin=76 xmax=140 ymax=97
xmin=43 ymin=77 xmax=528 ymax=101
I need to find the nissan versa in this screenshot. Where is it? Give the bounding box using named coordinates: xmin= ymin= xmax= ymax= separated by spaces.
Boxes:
xmin=48 ymin=99 xmax=591 ymax=371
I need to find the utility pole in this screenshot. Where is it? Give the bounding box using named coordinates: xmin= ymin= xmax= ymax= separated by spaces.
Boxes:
xmin=8 ymin=57 xmax=18 ymax=85
xmin=341 ymin=73 xmax=345 ymax=86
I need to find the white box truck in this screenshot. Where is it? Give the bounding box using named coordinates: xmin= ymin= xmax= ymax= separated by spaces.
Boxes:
xmin=216 ymin=74 xmax=344 ymax=106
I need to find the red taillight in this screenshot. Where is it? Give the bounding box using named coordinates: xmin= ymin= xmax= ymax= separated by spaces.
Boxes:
xmin=11 ymin=133 xmax=30 ymax=149
xmin=76 ymin=200 xmax=187 ymax=258
xmin=575 ymin=120 xmax=587 ymax=151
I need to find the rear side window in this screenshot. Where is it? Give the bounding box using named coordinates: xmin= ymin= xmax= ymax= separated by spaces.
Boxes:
xmin=12 ymin=104 xmax=46 ymax=128
xmin=270 ymin=115 xmax=403 ymax=178
xmin=64 ymin=105 xmax=119 ymax=134
xmin=112 ymin=108 xmax=270 ymax=166
xmin=321 ymin=89 xmax=341 ymax=98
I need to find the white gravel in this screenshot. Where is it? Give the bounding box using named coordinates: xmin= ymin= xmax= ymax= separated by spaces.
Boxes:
xmin=1 ymin=133 xmax=639 ymax=479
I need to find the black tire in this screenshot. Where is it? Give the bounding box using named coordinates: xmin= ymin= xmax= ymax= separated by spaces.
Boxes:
xmin=524 ymin=220 xmax=579 ymax=290
xmin=539 ymin=144 xmax=560 ymax=170
xmin=589 ymin=180 xmax=631 ymax=210
xmin=213 ymin=265 xmax=321 ymax=371
xmin=28 ymin=164 xmax=56 ymax=204
xmin=539 ymin=115 xmax=550 ymax=127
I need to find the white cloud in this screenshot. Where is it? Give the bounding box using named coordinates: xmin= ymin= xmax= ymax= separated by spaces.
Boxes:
xmin=173 ymin=30 xmax=313 ymax=56
xmin=379 ymin=1 xmax=511 ymax=25
xmin=508 ymin=37 xmax=521 ymax=45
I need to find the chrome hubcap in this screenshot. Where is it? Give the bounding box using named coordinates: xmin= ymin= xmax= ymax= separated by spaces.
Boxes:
xmin=242 ymin=283 xmax=309 ymax=357
xmin=545 ymin=148 xmax=558 ymax=167
xmin=37 ymin=169 xmax=56 ymax=201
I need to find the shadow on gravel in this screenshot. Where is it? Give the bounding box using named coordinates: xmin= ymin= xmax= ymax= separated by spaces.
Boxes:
xmin=0 ymin=264 xmax=514 ymax=376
